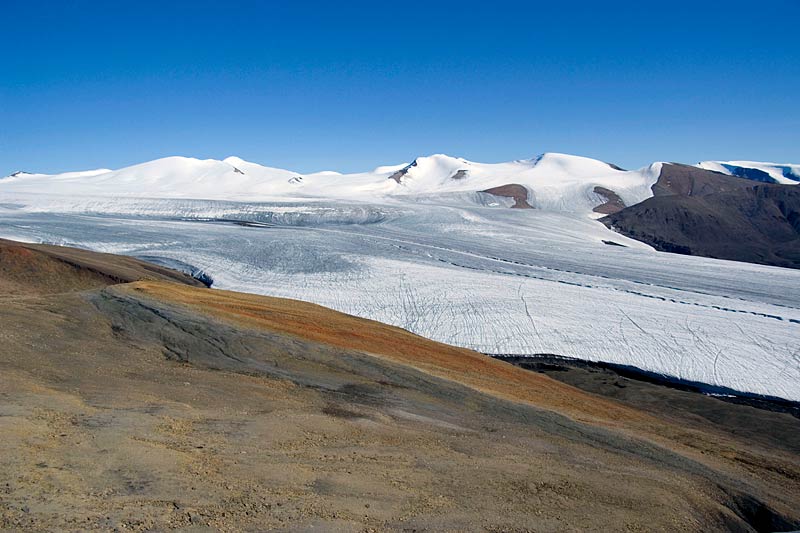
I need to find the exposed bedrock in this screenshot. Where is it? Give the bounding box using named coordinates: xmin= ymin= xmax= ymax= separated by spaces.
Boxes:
xmin=603 ymin=165 xmax=800 ymax=268
xmin=592 ymin=186 xmax=626 ymax=214
xmin=481 ymin=183 xmax=533 ymax=208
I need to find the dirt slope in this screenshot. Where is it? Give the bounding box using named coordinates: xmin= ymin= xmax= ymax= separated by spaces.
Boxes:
xmin=1 ymin=240 xmax=798 ymax=531
xmin=0 ymin=238 xmax=204 ymax=295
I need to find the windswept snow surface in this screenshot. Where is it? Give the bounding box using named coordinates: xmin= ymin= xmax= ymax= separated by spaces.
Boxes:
xmin=1 ymin=153 xmax=798 ymax=401
xmin=698 ymin=160 xmax=800 ymax=185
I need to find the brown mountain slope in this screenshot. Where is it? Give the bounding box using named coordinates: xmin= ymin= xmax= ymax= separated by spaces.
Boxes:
xmin=650 ymin=163 xmax=757 ymax=197
xmin=602 ymin=165 xmax=800 ymax=269
xmin=0 ymin=238 xmax=204 ymax=295
xmin=480 ymin=184 xmax=533 ymax=208
xmin=1 ymin=240 xmax=799 ymax=531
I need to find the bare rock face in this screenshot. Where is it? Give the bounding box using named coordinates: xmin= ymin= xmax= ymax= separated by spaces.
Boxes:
xmin=481 ymin=184 xmax=532 ymax=208
xmin=592 ymin=186 xmax=626 ymax=214
xmin=388 ymin=169 xmax=406 ymax=183
xmin=651 ymin=163 xmax=754 ymax=197
xmin=388 ymin=160 xmax=418 ymax=183
xmin=602 ymin=165 xmax=800 ymax=269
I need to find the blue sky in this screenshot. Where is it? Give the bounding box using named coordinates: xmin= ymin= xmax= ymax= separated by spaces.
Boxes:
xmin=2 ymin=0 xmax=798 ymax=175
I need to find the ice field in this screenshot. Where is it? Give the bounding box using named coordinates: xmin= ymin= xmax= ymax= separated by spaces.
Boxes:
xmin=1 ymin=198 xmax=798 ymax=402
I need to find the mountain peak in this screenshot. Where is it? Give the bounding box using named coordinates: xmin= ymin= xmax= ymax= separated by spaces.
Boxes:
xmin=3 ymin=170 xmax=32 ymax=179
xmin=223 ymin=156 xmax=248 ymax=166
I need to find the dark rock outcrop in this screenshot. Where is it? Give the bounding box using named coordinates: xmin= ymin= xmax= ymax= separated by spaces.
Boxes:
xmin=650 ymin=163 xmax=755 ymax=197
xmin=592 ymin=186 xmax=626 ymax=214
xmin=388 ymin=160 xmax=417 ymax=183
xmin=602 ymin=166 xmax=800 ymax=268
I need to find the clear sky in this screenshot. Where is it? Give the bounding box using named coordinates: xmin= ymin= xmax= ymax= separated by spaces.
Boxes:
xmin=2 ymin=0 xmax=798 ymax=175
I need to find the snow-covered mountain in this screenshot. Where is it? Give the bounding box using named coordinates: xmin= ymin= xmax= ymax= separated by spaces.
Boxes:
xmin=1 ymin=152 xmax=663 ymax=214
xmin=697 ymin=160 xmax=800 ymax=185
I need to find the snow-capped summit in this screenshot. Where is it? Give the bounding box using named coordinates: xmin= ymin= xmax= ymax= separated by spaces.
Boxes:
xmin=372 ymin=163 xmax=409 ymax=174
xmin=221 ymin=156 xmax=297 ymax=180
xmin=2 ymin=168 xmax=112 ymax=182
xmin=377 ymin=152 xmax=660 ymax=212
xmin=7 ymin=171 xmax=31 ymax=178
xmin=530 ymin=152 xmax=625 ymax=174
xmin=0 ymin=156 xmax=302 ymax=200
